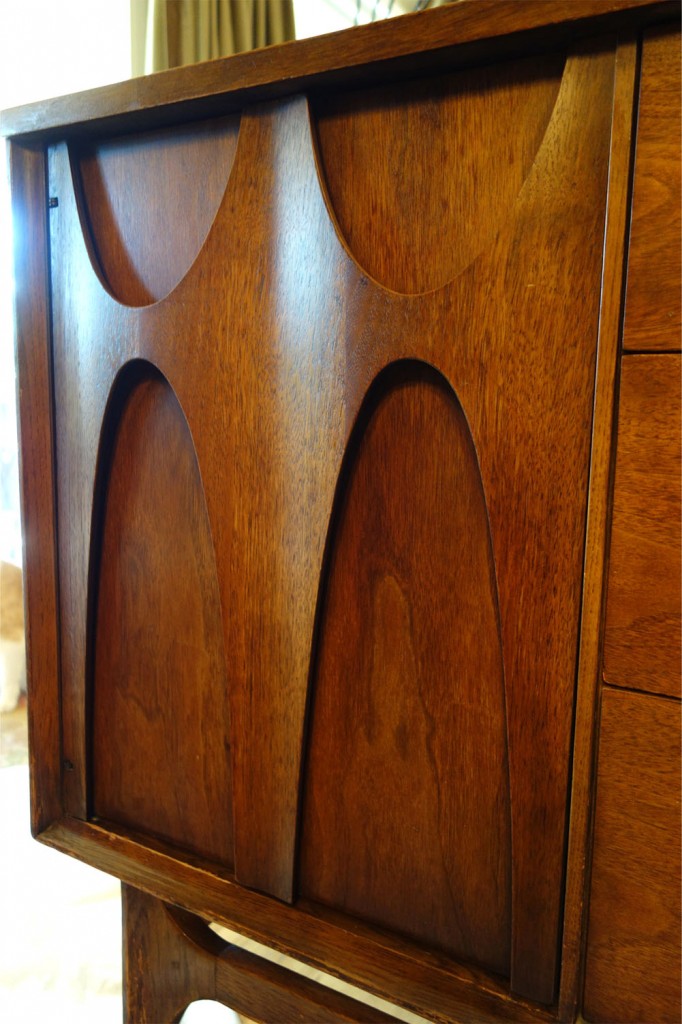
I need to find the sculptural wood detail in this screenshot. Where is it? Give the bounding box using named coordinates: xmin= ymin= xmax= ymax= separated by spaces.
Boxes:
xmin=73 ymin=116 xmax=240 ymax=306
xmin=91 ymin=363 xmax=233 ymax=865
xmin=300 ymin=363 xmax=511 ymax=977
xmin=11 ymin=6 xmax=672 ymax=1016
xmin=312 ymin=52 xmax=563 ymax=294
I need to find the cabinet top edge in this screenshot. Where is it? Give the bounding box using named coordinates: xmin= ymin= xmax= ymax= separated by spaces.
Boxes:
xmin=0 ymin=0 xmax=676 ymax=142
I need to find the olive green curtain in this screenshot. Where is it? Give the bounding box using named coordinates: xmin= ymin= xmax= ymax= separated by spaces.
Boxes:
xmin=134 ymin=0 xmax=296 ymax=74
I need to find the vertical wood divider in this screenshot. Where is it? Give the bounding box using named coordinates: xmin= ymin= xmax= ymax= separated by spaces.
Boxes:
xmin=9 ymin=140 xmax=63 ymax=835
xmin=558 ymin=34 xmax=638 ymax=1019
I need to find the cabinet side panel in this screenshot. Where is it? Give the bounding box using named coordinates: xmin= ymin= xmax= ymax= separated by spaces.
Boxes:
xmin=42 ymin=40 xmax=616 ymax=1009
xmin=9 ymin=141 xmax=62 ymax=834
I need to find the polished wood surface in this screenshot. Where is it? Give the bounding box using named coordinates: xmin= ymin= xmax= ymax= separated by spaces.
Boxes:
xmin=43 ymin=818 xmax=554 ymax=1024
xmin=583 ymin=688 xmax=682 ymax=1022
xmin=603 ymin=354 xmax=681 ymax=697
xmin=123 ymin=885 xmax=399 ymax=1024
xmin=9 ymin=4 xmax=681 ymax=1022
xmin=557 ymin=37 xmax=639 ymax=1018
xmin=43 ymin=42 xmax=615 ymax=1007
xmin=313 ymin=52 xmax=563 ymax=293
xmin=8 ymin=143 xmax=62 ymax=835
xmin=623 ymin=27 xmax=681 ymax=351
xmin=74 ymin=117 xmax=240 ymax=305
xmin=0 ymin=1 xmax=670 ymax=141
xmin=300 ymin=364 xmax=511 ymax=976
xmin=92 ymin=365 xmax=233 ymax=864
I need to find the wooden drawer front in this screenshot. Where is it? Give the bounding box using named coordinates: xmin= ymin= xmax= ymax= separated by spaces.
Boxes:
xmin=623 ymin=26 xmax=681 ymax=352
xmin=584 ymin=688 xmax=681 ymax=1023
xmin=603 ymin=354 xmax=681 ymax=696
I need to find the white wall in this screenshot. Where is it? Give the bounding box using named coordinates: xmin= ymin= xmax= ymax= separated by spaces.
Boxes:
xmin=294 ymin=0 xmax=417 ymax=39
xmin=0 ymin=0 xmax=131 ymax=109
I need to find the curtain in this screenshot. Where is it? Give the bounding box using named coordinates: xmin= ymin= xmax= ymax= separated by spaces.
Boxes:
xmin=134 ymin=0 xmax=296 ymax=74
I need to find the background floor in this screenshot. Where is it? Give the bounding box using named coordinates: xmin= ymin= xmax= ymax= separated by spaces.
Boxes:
xmin=0 ymin=700 xmax=240 ymax=1023
xmin=1 ymin=699 xmax=428 ymax=1023
xmin=0 ymin=733 xmax=123 ymax=1023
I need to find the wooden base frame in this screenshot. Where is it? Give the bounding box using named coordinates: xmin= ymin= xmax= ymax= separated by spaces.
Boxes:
xmin=122 ymin=885 xmax=408 ymax=1024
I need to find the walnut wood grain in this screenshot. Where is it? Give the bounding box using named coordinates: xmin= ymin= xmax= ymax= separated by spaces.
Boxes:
xmin=8 ymin=143 xmax=62 ymax=835
xmin=123 ymin=885 xmax=400 ymax=1024
xmin=583 ymin=688 xmax=682 ymax=1023
xmin=214 ymin=941 xmax=401 ymax=1023
xmin=123 ymin=883 xmax=217 ymax=1023
xmin=603 ymin=354 xmax=681 ymax=697
xmin=300 ymin=364 xmax=511 ymax=977
xmin=0 ymin=1 xmax=672 ymax=141
xmin=557 ymin=37 xmax=639 ymax=1019
xmin=14 ymin=5 xmax=680 ymax=1020
xmin=51 ymin=820 xmax=551 ymax=1024
xmin=91 ymin=365 xmax=233 ymax=865
xmin=623 ymin=27 xmax=681 ymax=351
xmin=43 ymin=39 xmax=615 ymax=1008
xmin=73 ymin=116 xmax=240 ymax=305
xmin=313 ymin=52 xmax=563 ymax=293
xmin=309 ymin=44 xmax=614 ymax=1003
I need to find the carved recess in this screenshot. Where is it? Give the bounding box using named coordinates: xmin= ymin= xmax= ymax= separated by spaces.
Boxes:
xmin=72 ymin=116 xmax=240 ymax=306
xmin=300 ymin=362 xmax=511 ymax=977
xmin=312 ymin=53 xmax=563 ymax=294
xmin=89 ymin=362 xmax=233 ymax=866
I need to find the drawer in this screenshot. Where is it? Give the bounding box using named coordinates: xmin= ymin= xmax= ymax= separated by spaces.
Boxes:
xmin=623 ymin=26 xmax=681 ymax=352
xmin=603 ymin=354 xmax=681 ymax=697
xmin=583 ymin=687 xmax=682 ymax=1023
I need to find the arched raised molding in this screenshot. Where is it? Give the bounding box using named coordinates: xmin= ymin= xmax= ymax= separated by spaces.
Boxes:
xmin=86 ymin=359 xmax=233 ymax=866
xmin=298 ymin=359 xmax=511 ymax=976
xmin=310 ymin=52 xmax=565 ymax=295
xmin=69 ymin=114 xmax=241 ymax=307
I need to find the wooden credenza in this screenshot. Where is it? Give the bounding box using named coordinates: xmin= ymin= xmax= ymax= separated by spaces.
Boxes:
xmin=3 ymin=2 xmax=680 ymax=1021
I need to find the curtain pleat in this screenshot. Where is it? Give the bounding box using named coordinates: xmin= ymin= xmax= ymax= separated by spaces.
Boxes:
xmin=135 ymin=1 xmax=456 ymax=77
xmin=145 ymin=0 xmax=295 ymax=73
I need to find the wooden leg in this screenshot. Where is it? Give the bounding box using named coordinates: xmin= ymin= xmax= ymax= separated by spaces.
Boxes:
xmin=122 ymin=883 xmax=221 ymax=1023
xmin=121 ymin=884 xmax=400 ymax=1024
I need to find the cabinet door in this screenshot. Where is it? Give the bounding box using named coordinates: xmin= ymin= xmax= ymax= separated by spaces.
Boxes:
xmin=45 ymin=42 xmax=616 ymax=1007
